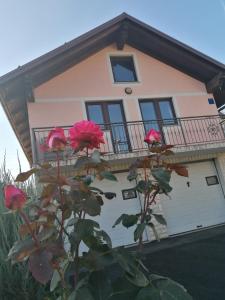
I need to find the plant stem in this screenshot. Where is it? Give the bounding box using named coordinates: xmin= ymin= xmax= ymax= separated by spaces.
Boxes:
xmin=19 ymin=210 xmax=40 ymax=248
xmin=56 ymin=151 xmax=65 ymax=237
xmin=138 ymin=187 xmax=159 ymax=250
xmin=55 ymin=215 xmax=70 ymax=238
xmin=74 ymin=210 xmax=82 ymax=287
xmin=73 ymin=148 xmax=89 ymax=287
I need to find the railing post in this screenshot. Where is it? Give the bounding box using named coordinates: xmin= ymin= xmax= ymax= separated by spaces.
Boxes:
xmin=179 ymin=118 xmax=187 ymax=145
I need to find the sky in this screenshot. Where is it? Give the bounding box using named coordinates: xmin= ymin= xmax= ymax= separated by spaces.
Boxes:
xmin=1 ymin=0 xmax=225 ymax=175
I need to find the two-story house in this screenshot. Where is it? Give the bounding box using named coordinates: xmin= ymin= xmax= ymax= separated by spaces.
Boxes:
xmin=1 ymin=13 xmax=225 ymax=247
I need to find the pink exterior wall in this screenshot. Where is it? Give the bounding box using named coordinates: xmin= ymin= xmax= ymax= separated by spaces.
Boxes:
xmin=29 ymin=44 xmax=217 ymax=129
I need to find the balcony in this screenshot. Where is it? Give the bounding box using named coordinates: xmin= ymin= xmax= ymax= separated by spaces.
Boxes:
xmin=32 ymin=115 xmax=225 ymax=165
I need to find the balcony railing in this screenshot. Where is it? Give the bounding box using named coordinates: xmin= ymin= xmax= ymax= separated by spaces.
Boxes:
xmin=32 ymin=115 xmax=225 ymax=163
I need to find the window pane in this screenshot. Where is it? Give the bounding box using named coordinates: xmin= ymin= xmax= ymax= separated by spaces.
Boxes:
xmin=87 ymin=104 xmax=104 ymax=125
xmin=108 ymin=104 xmax=124 ymax=123
xmin=110 ymin=56 xmax=137 ymax=82
xmin=140 ymin=102 xmax=159 ymax=132
xmin=108 ymin=103 xmax=129 ymax=152
xmin=159 ymin=101 xmax=175 ymax=124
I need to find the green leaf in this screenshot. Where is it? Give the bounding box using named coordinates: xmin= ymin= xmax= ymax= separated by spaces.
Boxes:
xmin=74 ymin=157 xmax=90 ymax=169
xmin=122 ymin=214 xmax=139 ymax=228
xmin=104 ymin=192 xmax=116 ymax=200
xmin=135 ymin=180 xmax=152 ymax=193
xmin=112 ymin=214 xmax=125 ymax=228
xmin=113 ymin=249 xmax=149 ymax=288
xmin=97 ymin=230 xmax=112 ymax=248
xmin=66 ymin=217 xmax=79 ymax=227
xmin=81 ymin=246 xmax=115 ymax=270
xmin=15 ymin=168 xmax=38 ymax=182
xmin=89 ymin=270 xmax=113 ymax=300
xmin=135 ymin=286 xmax=161 ymax=300
xmin=81 ymin=194 xmax=101 ymax=216
xmin=71 ymin=219 xmax=100 ymax=245
xmin=149 ymin=275 xmax=193 ymax=300
xmin=112 ymin=214 xmax=138 ymax=228
xmin=100 ymin=171 xmax=117 ymax=181
xmin=83 ymin=175 xmax=93 ymax=186
xmin=29 ymin=250 xmax=53 ymax=284
xmin=126 ymin=269 xmax=149 ymax=288
xmin=153 ymin=214 xmax=167 ymax=225
xmin=168 ymin=164 xmax=189 ymax=177
xmin=8 ymin=238 xmax=36 ymax=262
xmin=91 ymin=150 xmax=101 ymax=163
xmin=134 ymin=223 xmax=146 ymax=242
xmin=68 ymin=287 xmax=94 ymax=300
xmin=37 ymin=227 xmax=57 ymax=242
xmin=96 ymin=195 xmax=104 ymax=206
xmin=89 ymin=186 xmax=104 ymax=194
xmin=41 ymin=183 xmax=57 ymax=199
xmin=152 ymin=167 xmax=172 ymax=194
xmin=127 ymin=168 xmax=138 ymax=182
xmin=50 ymin=270 xmax=61 ymax=292
xmin=110 ymin=276 xmax=139 ymax=300
xmin=79 ymin=219 xmax=100 ymax=236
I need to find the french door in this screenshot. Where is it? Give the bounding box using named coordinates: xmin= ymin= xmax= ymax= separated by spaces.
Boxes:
xmin=139 ymin=98 xmax=176 ymax=134
xmin=86 ymin=101 xmax=130 ymax=153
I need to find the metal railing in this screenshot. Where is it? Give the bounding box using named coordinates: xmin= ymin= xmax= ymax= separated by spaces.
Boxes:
xmin=32 ymin=115 xmax=225 ymax=163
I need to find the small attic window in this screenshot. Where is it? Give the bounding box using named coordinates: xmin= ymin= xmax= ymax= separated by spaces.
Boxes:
xmin=110 ymin=56 xmax=137 ymax=82
xmin=208 ymin=98 xmax=215 ymax=105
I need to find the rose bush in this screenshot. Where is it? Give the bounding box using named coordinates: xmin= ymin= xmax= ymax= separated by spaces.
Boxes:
xmin=47 ymin=127 xmax=67 ymax=150
xmin=4 ymin=185 xmax=27 ymax=210
xmin=4 ymin=122 xmax=192 ymax=299
xmin=144 ymin=128 xmax=161 ymax=144
xmin=69 ymin=120 xmax=105 ymax=151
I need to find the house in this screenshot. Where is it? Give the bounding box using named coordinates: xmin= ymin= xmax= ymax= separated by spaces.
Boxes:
xmin=1 ymin=13 xmax=225 ymax=247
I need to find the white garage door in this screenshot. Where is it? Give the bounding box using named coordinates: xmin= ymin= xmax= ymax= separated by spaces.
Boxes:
xmin=94 ymin=172 xmax=148 ymax=247
xmin=161 ymin=160 xmax=225 ymax=235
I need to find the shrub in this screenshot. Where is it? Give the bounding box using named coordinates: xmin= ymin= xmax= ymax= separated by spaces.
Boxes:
xmin=3 ymin=125 xmax=192 ymax=299
xmin=0 ymin=163 xmax=49 ymax=300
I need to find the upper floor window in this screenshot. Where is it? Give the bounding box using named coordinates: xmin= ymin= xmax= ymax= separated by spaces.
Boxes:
xmin=86 ymin=101 xmax=130 ymax=152
xmin=110 ymin=56 xmax=137 ymax=83
xmin=139 ymin=98 xmax=176 ymax=132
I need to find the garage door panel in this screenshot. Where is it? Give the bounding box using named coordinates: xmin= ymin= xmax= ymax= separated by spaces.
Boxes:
xmin=161 ymin=161 xmax=225 ymax=235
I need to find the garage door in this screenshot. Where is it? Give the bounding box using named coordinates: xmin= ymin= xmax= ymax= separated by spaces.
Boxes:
xmin=161 ymin=161 xmax=225 ymax=235
xmin=94 ymin=172 xmax=148 ymax=247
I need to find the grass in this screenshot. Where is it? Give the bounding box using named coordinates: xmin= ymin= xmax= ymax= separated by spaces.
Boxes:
xmin=0 ymin=160 xmax=49 ymax=300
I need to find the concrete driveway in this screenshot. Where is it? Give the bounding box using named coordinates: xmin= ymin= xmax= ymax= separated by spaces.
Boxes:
xmin=143 ymin=226 xmax=225 ymax=300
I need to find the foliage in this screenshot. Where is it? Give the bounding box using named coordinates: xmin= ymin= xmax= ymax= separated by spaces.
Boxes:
xmin=0 ymin=161 xmax=49 ymax=300
xmin=114 ymin=144 xmax=189 ymax=246
xmin=4 ymin=125 xmax=192 ymax=299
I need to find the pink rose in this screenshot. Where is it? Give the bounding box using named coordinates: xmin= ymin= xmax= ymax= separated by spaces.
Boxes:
xmin=46 ymin=128 xmax=67 ymax=150
xmin=4 ymin=185 xmax=27 ymax=210
xmin=144 ymin=129 xmax=161 ymax=144
xmin=69 ymin=120 xmax=105 ymax=151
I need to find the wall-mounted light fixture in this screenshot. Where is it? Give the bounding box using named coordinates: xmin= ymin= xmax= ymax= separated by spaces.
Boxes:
xmin=125 ymin=87 xmax=132 ymax=95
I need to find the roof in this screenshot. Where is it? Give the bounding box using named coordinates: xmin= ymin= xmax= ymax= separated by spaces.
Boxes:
xmin=1 ymin=12 xmax=225 ymax=163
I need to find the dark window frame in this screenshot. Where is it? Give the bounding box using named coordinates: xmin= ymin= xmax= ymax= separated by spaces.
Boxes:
xmin=205 ymin=175 xmax=219 ymax=186
xmin=122 ymin=188 xmax=137 ymax=200
xmin=85 ymin=100 xmax=127 ymax=126
xmin=85 ymin=100 xmax=131 ymax=153
xmin=139 ymin=98 xmax=177 ymax=126
xmin=110 ymin=55 xmax=138 ymax=83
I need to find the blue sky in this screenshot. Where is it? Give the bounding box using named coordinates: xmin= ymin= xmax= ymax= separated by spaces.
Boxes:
xmin=1 ymin=0 xmax=225 ymax=175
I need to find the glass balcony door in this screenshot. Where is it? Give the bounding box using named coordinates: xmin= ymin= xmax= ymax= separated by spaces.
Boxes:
xmin=86 ymin=101 xmax=130 ymax=153
xmin=139 ymin=98 xmax=176 ymax=140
